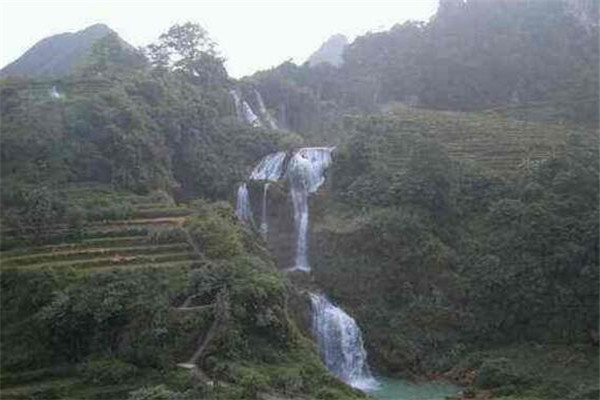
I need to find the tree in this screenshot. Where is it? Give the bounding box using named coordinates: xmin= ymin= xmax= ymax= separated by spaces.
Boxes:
xmin=146 ymin=22 xmax=227 ymax=87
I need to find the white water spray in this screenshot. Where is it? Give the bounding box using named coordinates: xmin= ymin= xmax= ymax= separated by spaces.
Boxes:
xmin=250 ymin=151 xmax=287 ymax=181
xmin=260 ymin=183 xmax=270 ymax=237
xmin=242 ymin=101 xmax=261 ymax=127
xmin=235 ymin=183 xmax=253 ymax=223
xmin=310 ymin=293 xmax=379 ymax=391
xmin=287 ymin=147 xmax=333 ymax=271
xmin=255 ymin=89 xmax=279 ymax=129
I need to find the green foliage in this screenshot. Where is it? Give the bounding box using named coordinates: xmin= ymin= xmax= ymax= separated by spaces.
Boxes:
xmin=77 ymin=357 xmax=139 ymax=385
xmin=184 ymin=203 xmax=243 ymax=259
xmin=312 ymin=110 xmax=598 ymax=376
xmin=0 ymin=21 xmax=294 ymax=235
xmin=145 ymin=22 xmax=227 ymax=89
xmin=35 ymin=268 xmax=178 ymax=362
xmin=475 ymin=358 xmax=527 ymax=390
xmin=253 ymin=1 xmax=598 ymax=127
xmin=454 ymin=344 xmax=599 ymax=399
xmin=238 ymin=368 xmax=269 ymax=398
xmin=1 ymin=185 xmax=66 ymax=242
xmin=128 ymin=385 xmax=186 ymax=400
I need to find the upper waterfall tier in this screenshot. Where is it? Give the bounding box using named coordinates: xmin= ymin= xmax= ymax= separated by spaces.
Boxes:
xmin=230 ymin=88 xmax=279 ymax=129
xmin=250 ymin=151 xmax=287 ymax=181
xmin=287 ymin=147 xmax=334 ymax=193
xmin=235 ymin=147 xmax=334 ymax=271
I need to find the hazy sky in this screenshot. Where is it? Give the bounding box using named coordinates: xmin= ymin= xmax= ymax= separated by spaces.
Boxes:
xmin=0 ymin=0 xmax=438 ymax=78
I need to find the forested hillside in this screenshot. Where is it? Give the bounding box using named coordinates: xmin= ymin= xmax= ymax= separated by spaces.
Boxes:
xmin=250 ymin=0 xmax=598 ymax=131
xmin=0 ymin=1 xmax=598 ymax=399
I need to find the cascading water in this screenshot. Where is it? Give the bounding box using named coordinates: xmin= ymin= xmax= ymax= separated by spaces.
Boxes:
xmin=235 ymin=183 xmax=253 ymax=223
xmin=254 ymin=89 xmax=279 ymax=129
xmin=250 ymin=151 xmax=287 ymax=181
xmin=260 ymin=183 xmax=270 ymax=237
xmin=231 ymin=89 xmax=262 ymax=127
xmin=234 ymin=147 xmax=379 ymax=393
xmin=248 ymin=151 xmax=287 ymax=236
xmin=242 ymin=101 xmax=262 ymax=127
xmin=310 ymin=293 xmax=378 ymax=391
xmin=230 ymin=90 xmax=243 ymax=122
xmin=287 ymin=147 xmax=333 ymax=271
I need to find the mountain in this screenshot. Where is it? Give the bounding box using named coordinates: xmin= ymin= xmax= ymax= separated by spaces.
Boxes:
xmin=0 ymin=24 xmax=133 ymax=78
xmin=255 ymin=0 xmax=598 ymax=127
xmin=307 ymin=34 xmax=348 ymax=67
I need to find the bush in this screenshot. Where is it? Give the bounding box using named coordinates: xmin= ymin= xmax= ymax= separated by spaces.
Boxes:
xmin=475 ymin=358 xmax=526 ymax=389
xmin=77 ymin=357 xmax=139 ymax=385
xmin=238 ymin=369 xmax=269 ymax=399
xmin=128 ymin=385 xmax=186 ymax=400
xmin=184 ymin=203 xmax=243 ymax=259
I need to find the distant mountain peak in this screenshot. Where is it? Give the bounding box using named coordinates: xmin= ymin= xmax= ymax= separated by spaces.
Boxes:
xmin=0 ymin=23 xmax=130 ymax=79
xmin=307 ymin=34 xmax=348 ymax=68
xmin=82 ymin=23 xmax=113 ymax=34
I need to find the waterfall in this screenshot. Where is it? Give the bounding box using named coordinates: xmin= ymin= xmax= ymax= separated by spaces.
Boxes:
xmin=231 ymin=89 xmax=262 ymax=127
xmin=287 ymin=147 xmax=333 ymax=271
xmin=235 ymin=183 xmax=253 ymax=223
xmin=234 ymin=147 xmax=378 ymax=393
xmin=49 ymin=86 xmax=61 ymax=99
xmin=242 ymin=101 xmax=262 ymax=127
xmin=230 ymin=90 xmax=243 ymax=122
xmin=310 ymin=293 xmax=378 ymax=391
xmin=260 ymin=183 xmax=270 ymax=237
xmin=250 ymin=151 xmax=287 ymax=181
xmin=255 ymin=89 xmax=279 ymax=129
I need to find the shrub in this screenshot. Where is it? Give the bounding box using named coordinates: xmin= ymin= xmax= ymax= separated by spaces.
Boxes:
xmin=475 ymin=358 xmax=527 ymax=389
xmin=184 ymin=204 xmax=243 ymax=259
xmin=77 ymin=357 xmax=138 ymax=384
xmin=238 ymin=369 xmax=269 ymax=399
xmin=128 ymin=385 xmax=186 ymax=400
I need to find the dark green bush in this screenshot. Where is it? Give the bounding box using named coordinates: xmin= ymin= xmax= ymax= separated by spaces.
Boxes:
xmin=475 ymin=358 xmax=526 ymax=389
xmin=77 ymin=357 xmax=139 ymax=384
xmin=184 ymin=203 xmax=243 ymax=259
xmin=127 ymin=385 xmax=186 ymax=400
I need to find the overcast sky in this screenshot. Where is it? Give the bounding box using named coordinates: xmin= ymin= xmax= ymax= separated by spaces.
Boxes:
xmin=0 ymin=0 xmax=438 ymax=78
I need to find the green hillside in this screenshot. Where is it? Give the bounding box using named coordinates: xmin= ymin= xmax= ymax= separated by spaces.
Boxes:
xmin=0 ymin=192 xmax=364 ymax=400
xmin=0 ymin=2 xmax=598 ymax=399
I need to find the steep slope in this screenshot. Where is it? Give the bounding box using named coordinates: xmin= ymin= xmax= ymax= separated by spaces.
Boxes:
xmin=0 ymin=24 xmax=134 ymax=78
xmin=0 ymin=191 xmax=366 ymax=400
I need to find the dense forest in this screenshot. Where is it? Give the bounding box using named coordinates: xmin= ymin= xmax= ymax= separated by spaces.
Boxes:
xmin=0 ymin=1 xmax=598 ymax=399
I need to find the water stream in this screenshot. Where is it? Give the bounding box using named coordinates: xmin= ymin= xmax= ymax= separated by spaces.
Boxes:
xmin=370 ymin=378 xmax=460 ymax=400
xmin=287 ymin=148 xmax=333 ymax=271
xmin=260 ymin=183 xmax=270 ymax=237
xmin=309 ymin=293 xmax=378 ymax=391
xmin=235 ymin=183 xmax=253 ymax=223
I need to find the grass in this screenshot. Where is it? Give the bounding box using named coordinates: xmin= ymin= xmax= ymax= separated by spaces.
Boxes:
xmin=368 ymin=106 xmax=576 ymax=177
xmin=5 ymin=251 xmax=197 ymax=271
xmin=0 ymin=236 xmax=150 ymax=257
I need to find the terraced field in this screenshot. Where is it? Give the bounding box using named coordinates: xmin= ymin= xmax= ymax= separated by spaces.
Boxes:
xmin=0 ymin=188 xmax=198 ymax=276
xmin=375 ymin=107 xmax=582 ymax=177
xmin=0 ymin=188 xmax=203 ymax=399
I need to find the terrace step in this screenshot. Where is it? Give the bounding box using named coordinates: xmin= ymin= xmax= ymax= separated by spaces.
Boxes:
xmin=1 ymin=243 xmax=192 ymax=266
xmin=2 ymin=252 xmax=197 ymax=271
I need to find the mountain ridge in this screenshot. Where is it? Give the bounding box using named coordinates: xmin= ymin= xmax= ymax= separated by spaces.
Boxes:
xmin=0 ymin=23 xmax=134 ymax=78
